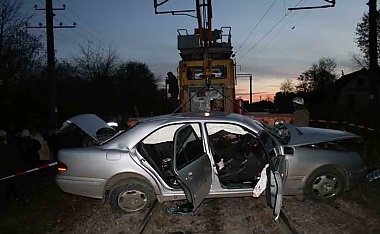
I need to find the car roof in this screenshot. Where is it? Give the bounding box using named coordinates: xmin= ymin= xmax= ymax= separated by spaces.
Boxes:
xmin=102 ymin=112 xmax=256 ymax=150
xmin=138 ymin=112 xmax=243 ymax=124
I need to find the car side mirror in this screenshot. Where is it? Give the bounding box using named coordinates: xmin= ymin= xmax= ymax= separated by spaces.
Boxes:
xmin=284 ymin=147 xmax=294 ymax=155
xmin=274 ymin=119 xmax=285 ymax=128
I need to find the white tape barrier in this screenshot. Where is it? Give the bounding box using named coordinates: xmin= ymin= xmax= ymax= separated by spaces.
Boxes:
xmin=0 ymin=161 xmax=58 ymax=181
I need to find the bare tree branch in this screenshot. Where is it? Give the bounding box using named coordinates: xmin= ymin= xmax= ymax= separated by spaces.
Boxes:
xmin=350 ymin=52 xmax=368 ymax=70
xmin=0 ymin=0 xmax=43 ymax=85
xmin=74 ymin=41 xmax=118 ymax=81
xmin=280 ymin=79 xmax=295 ymax=93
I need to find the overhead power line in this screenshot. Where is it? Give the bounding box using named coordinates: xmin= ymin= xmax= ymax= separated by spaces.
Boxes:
xmin=254 ymin=11 xmax=297 ymax=55
xmin=235 ymin=0 xmax=278 ymax=55
xmin=53 ymin=10 xmax=105 ymax=45
xmin=35 ymin=0 xmax=45 ymax=6
xmin=237 ymin=0 xmax=304 ymax=63
xmin=55 ymin=30 xmax=78 ymax=47
xmin=54 ymin=33 xmax=68 ymax=45
xmin=260 ymin=1 xmax=308 ymax=50
xmin=29 ymin=16 xmax=77 ymax=48
xmin=54 ymin=0 xmax=121 ymax=50
xmin=55 ymin=0 xmax=100 ymax=34
xmin=25 ymin=0 xmax=38 ymax=9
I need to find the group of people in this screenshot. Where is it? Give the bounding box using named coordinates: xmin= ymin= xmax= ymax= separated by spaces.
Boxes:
xmin=0 ymin=128 xmax=59 ymax=212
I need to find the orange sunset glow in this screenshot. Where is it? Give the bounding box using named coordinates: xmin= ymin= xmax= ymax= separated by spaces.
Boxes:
xmin=236 ymin=93 xmax=275 ymax=102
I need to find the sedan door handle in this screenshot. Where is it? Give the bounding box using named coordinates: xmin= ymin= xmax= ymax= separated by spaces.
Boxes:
xmin=187 ymin=172 xmax=193 ymax=180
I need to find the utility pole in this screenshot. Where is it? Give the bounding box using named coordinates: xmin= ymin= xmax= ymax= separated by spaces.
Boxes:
xmin=368 ymin=0 xmax=379 ymax=116
xmin=27 ymin=1 xmax=75 ymax=128
xmin=233 ymin=56 xmax=241 ymax=85
xmin=46 ymin=0 xmax=58 ymax=128
xmin=236 ymin=73 xmax=253 ymax=104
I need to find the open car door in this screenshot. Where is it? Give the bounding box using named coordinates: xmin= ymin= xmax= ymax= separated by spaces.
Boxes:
xmin=172 ymin=124 xmax=212 ymax=211
xmin=265 ymin=154 xmax=287 ymax=219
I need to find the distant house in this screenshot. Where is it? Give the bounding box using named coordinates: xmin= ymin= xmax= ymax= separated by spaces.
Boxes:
xmin=333 ymin=68 xmax=371 ymax=110
xmin=308 ymin=68 xmax=376 ymax=120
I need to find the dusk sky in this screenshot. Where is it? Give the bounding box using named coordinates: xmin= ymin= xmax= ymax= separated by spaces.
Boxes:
xmin=24 ymin=0 xmax=368 ymax=102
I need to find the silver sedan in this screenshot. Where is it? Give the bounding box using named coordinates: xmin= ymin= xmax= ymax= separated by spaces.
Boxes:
xmin=55 ymin=113 xmax=366 ymax=216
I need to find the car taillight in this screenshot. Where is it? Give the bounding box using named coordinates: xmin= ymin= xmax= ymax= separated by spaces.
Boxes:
xmin=57 ymin=161 xmax=68 ymax=172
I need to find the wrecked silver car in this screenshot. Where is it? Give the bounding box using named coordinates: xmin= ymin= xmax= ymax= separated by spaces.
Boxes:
xmin=56 ymin=112 xmax=367 ymax=218
xmin=264 ymin=120 xmax=367 ymax=202
xmin=56 ymin=112 xmax=286 ymax=218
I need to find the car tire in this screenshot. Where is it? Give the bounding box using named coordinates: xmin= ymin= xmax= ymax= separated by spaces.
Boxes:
xmin=304 ymin=166 xmax=345 ymax=203
xmin=109 ymin=179 xmax=155 ymax=213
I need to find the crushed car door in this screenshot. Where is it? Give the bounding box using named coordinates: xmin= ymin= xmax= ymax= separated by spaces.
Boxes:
xmin=259 ymin=131 xmax=287 ymax=219
xmin=265 ymin=153 xmax=287 ymax=220
xmin=172 ymin=124 xmax=212 ymax=211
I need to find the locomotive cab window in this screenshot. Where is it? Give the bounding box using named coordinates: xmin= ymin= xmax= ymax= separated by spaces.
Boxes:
xmin=186 ymin=65 xmax=227 ymax=80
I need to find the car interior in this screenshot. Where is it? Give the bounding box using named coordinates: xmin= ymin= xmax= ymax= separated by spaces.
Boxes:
xmin=208 ymin=130 xmax=268 ymax=189
xmin=137 ymin=141 xmax=179 ymax=187
xmin=136 ymin=123 xmax=268 ymax=190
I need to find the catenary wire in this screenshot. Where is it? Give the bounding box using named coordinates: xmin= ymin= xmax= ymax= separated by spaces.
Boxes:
xmin=235 ymin=0 xmax=278 ymax=55
xmin=249 ymin=0 xmax=310 ymax=57
xmin=54 ymin=0 xmax=117 ymax=47
xmin=53 ymin=11 xmax=108 ymax=46
xmin=53 ymin=0 xmax=125 ymax=56
xmin=237 ymin=0 xmax=304 ymax=63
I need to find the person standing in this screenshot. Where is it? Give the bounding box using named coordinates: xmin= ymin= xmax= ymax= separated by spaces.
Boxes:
xmin=166 ymin=71 xmax=180 ymax=112
xmin=17 ymin=129 xmax=41 ymax=169
xmin=0 ymin=129 xmax=28 ymax=211
xmin=167 ymin=72 xmax=179 ymax=101
xmin=292 ymin=97 xmax=310 ymax=127
xmin=45 ymin=128 xmax=60 ymax=162
xmin=16 ymin=129 xmax=41 ymax=195
xmin=32 ymin=131 xmax=51 ymax=165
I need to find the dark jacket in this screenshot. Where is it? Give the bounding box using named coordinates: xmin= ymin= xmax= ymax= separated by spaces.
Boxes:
xmin=15 ymin=137 xmax=41 ymax=169
xmin=292 ymin=108 xmax=310 ymax=127
xmin=167 ymin=74 xmax=179 ymax=98
xmin=0 ymin=142 xmax=25 ymax=178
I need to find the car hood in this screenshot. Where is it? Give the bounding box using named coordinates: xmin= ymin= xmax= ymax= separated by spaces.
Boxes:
xmin=284 ymin=124 xmax=358 ymax=146
xmin=57 ymin=114 xmax=116 ymax=142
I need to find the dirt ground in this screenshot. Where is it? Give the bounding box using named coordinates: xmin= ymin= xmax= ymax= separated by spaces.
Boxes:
xmin=282 ymin=196 xmax=380 ymax=233
xmin=1 ymin=178 xmax=379 ymax=234
xmin=52 ymin=196 xmax=285 ymax=234
xmin=50 ymin=193 xmax=380 ymax=234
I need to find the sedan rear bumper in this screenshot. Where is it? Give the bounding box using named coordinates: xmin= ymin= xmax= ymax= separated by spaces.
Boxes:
xmin=56 ymin=175 xmax=106 ymax=199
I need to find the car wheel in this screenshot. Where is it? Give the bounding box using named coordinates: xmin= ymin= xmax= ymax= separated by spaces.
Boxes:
xmin=305 ymin=166 xmax=345 ymax=203
xmin=109 ymin=179 xmax=155 ymax=213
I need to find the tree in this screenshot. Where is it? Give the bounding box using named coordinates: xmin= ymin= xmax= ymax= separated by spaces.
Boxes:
xmin=0 ymin=0 xmax=45 ymax=130
xmin=297 ymin=57 xmax=338 ymax=92
xmin=74 ymin=42 xmax=118 ymax=81
xmin=0 ymin=0 xmax=43 ymax=86
xmin=350 ymin=52 xmax=368 ymax=70
xmin=280 ymin=79 xmax=295 ymax=93
xmin=113 ymin=61 xmax=160 ymax=116
xmin=354 ymin=9 xmax=380 ymax=66
xmin=72 ymin=42 xmax=119 ymax=116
